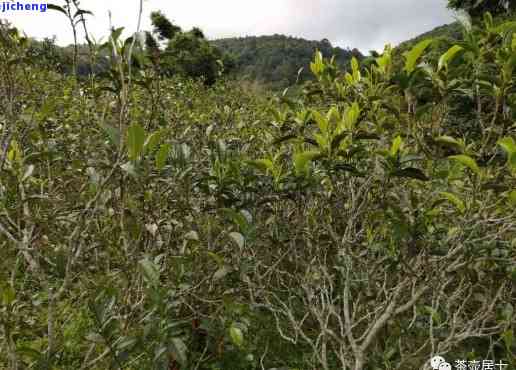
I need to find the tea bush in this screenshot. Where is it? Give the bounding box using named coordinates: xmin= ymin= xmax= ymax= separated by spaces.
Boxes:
xmin=0 ymin=11 xmax=514 ymax=370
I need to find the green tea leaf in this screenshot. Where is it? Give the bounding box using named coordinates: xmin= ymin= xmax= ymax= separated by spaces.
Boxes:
xmin=144 ymin=130 xmax=163 ymax=153
xmin=117 ymin=337 xmax=137 ymax=351
xmin=155 ymin=143 xmax=171 ymax=170
xmin=508 ymin=189 xmax=516 ymax=205
xmin=510 ymin=153 xmax=516 ymax=172
xmin=222 ymin=208 xmax=250 ymax=233
xmin=229 ymin=325 xmax=244 ymax=347
xmin=206 ymin=251 xmax=224 ymax=267
xmin=246 ymin=159 xmax=273 ymax=174
xmin=502 ymin=329 xmax=513 ymax=350
xmin=1 ymin=285 xmax=15 ymax=306
xmin=351 ymin=57 xmax=361 ymax=81
xmin=404 ymin=39 xmax=433 ymax=74
xmin=7 ymin=140 xmax=22 ymax=164
xmin=310 ymin=51 xmax=324 ymax=76
xmin=390 ymin=136 xmax=403 ymax=157
xmin=448 ymin=154 xmax=480 ymax=175
xmin=375 ymin=44 xmax=392 ymax=75
xmin=435 ymin=135 xmax=465 ymax=151
xmin=101 ymin=124 xmax=121 ymax=148
xmin=498 ymin=137 xmax=516 ymax=161
xmin=294 ymin=150 xmax=321 ymax=176
xmin=438 ymin=45 xmax=463 ymax=71
xmin=127 ymin=123 xmax=146 ymax=161
xmin=170 ymin=338 xmax=188 ymax=366
xmin=440 ymin=192 xmax=466 ymax=213
xmin=344 ymin=101 xmax=361 ymax=130
xmin=139 ymin=258 xmax=160 ymax=286
xmin=111 ymin=27 xmax=125 ymax=42
xmin=312 ymin=110 xmax=328 ymax=134
xmin=47 ymin=4 xmax=68 ymax=16
xmin=351 ymin=57 xmax=359 ymax=75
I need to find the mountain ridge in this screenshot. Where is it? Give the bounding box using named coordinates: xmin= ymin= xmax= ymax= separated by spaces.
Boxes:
xmin=210 ymin=34 xmax=363 ymax=88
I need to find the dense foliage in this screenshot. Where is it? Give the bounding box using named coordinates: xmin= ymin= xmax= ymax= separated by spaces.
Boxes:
xmin=395 ymin=22 xmax=463 ymax=57
xmin=33 ymin=4 xmax=223 ymax=85
xmin=0 ymin=10 xmax=515 ymax=370
xmin=212 ymin=35 xmax=363 ymax=89
xmin=23 ymin=34 xmax=362 ymax=89
xmin=146 ymin=11 xmax=223 ymax=85
xmin=149 ymin=11 xmax=182 ymax=41
xmin=448 ymin=0 xmax=515 ymax=17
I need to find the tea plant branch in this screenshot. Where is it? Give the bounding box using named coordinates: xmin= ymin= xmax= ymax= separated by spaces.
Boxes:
xmin=54 ymin=158 xmax=122 ymax=300
xmin=0 ymin=126 xmax=12 ymax=172
xmin=83 ymin=347 xmax=112 ymax=369
xmin=71 ymin=0 xmax=95 ymax=85
xmin=0 ymin=36 xmax=15 ymax=172
xmin=49 ymin=1 xmax=79 ymax=76
xmin=1 ymin=321 xmax=19 ymax=370
xmin=343 ymin=266 xmax=358 ymax=353
xmin=80 ymin=343 xmax=97 ymax=370
xmin=126 ymin=0 xmax=144 ymax=92
xmin=0 ymin=219 xmax=18 ymax=245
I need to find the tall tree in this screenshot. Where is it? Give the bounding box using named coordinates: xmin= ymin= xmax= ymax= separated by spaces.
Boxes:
xmin=150 ymin=11 xmax=182 ymax=40
xmin=147 ymin=11 xmax=222 ymax=85
xmin=191 ymin=27 xmax=205 ymax=39
xmin=165 ymin=31 xmax=222 ymax=85
xmin=448 ymin=0 xmax=515 ymax=17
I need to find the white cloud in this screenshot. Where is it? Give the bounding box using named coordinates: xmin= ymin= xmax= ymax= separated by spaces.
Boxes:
xmin=1 ymin=0 xmax=456 ymax=52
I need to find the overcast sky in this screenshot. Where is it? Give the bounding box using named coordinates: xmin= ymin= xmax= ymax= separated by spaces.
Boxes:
xmin=2 ymin=0 xmax=457 ymax=52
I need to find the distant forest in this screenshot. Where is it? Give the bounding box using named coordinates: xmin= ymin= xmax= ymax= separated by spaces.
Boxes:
xmin=24 ymin=22 xmax=473 ymax=90
xmin=211 ymin=35 xmax=363 ymax=88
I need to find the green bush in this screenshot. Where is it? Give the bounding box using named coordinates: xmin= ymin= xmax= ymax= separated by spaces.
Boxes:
xmin=0 ymin=10 xmax=514 ymax=370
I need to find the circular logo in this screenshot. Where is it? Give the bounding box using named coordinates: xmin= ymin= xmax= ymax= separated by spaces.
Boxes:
xmin=430 ymin=356 xmax=446 ymax=370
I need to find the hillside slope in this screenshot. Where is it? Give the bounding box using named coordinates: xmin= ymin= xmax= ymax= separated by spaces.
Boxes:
xmin=395 ymin=22 xmax=462 ymax=53
xmin=212 ymin=34 xmax=363 ymax=88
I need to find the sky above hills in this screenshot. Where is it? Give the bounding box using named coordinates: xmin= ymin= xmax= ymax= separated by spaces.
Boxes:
xmin=2 ymin=0 xmax=456 ymax=52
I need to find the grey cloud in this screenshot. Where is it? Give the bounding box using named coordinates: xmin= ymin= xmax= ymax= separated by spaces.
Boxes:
xmin=303 ymin=0 xmax=453 ymax=51
xmin=204 ymin=0 xmax=456 ymax=52
xmin=4 ymin=0 xmax=456 ymax=53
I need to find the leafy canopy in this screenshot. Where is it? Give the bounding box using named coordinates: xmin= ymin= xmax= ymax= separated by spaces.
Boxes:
xmin=147 ymin=10 xmax=222 ymax=85
xmin=448 ymin=0 xmax=515 ymax=17
xmin=150 ymin=10 xmax=182 ymax=40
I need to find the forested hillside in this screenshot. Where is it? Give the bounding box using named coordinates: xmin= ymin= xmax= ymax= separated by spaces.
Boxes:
xmin=30 ymin=30 xmax=362 ymax=89
xmin=24 ymin=20 xmax=469 ymax=90
xmin=212 ymin=35 xmax=363 ymax=88
xmin=0 ymin=2 xmax=515 ymax=370
xmin=395 ymin=11 xmax=516 ymax=58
